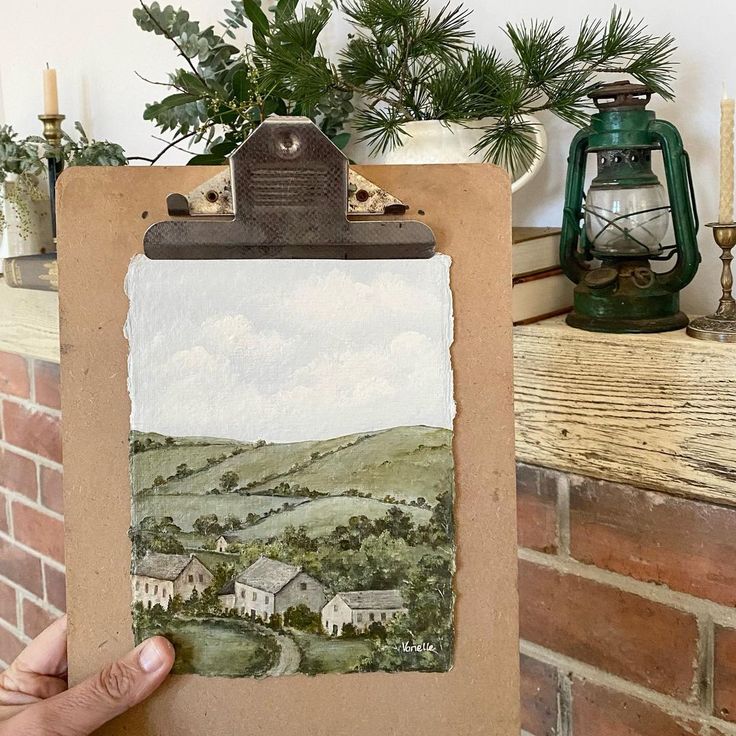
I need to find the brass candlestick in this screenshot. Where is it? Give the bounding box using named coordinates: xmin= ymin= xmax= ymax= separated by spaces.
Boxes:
xmin=687 ymin=223 xmax=736 ymax=342
xmin=38 ymin=113 xmax=65 ymax=145
xmin=37 ymin=113 xmax=65 ymax=241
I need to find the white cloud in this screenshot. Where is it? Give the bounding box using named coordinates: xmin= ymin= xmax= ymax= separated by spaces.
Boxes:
xmin=126 ymin=255 xmax=454 ymax=442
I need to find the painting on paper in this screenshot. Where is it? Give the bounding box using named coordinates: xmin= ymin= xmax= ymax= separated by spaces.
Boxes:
xmin=125 ymin=255 xmax=456 ymax=677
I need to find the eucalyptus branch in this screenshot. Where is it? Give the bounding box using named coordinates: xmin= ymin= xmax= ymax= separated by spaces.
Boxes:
xmin=134 ymin=71 xmax=184 ymax=90
xmin=129 ymin=128 xmax=205 ymax=165
xmin=138 ymin=2 xmax=209 ymax=87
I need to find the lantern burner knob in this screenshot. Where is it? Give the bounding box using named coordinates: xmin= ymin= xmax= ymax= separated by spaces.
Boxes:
xmin=589 ymin=81 xmax=652 ymax=111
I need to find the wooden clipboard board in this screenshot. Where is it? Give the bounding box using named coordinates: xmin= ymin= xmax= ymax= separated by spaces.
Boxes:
xmin=56 ymin=135 xmax=518 ymax=735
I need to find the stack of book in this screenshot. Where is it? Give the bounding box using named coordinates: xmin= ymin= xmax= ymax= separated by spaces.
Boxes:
xmin=512 ymin=227 xmax=572 ymax=325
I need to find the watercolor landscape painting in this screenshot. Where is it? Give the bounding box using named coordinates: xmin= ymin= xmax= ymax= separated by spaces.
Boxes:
xmin=125 ymin=256 xmax=455 ymax=677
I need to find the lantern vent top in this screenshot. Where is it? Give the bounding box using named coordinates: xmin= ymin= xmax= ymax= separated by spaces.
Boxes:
xmin=589 ymin=81 xmax=652 ymax=112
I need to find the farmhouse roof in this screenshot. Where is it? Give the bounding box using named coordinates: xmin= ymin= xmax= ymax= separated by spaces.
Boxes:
xmin=217 ymin=580 xmax=235 ymax=596
xmin=235 ymin=556 xmax=303 ymax=594
xmin=337 ymin=590 xmax=405 ymax=610
xmin=134 ymin=553 xmax=200 ymax=581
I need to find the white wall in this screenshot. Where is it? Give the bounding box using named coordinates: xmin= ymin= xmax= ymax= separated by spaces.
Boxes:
xmin=0 ymin=0 xmax=732 ymax=313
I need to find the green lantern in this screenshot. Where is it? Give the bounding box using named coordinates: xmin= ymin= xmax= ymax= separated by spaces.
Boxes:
xmin=560 ymin=81 xmax=700 ymax=333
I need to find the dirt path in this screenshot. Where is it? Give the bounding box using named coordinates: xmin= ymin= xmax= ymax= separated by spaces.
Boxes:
xmin=267 ymin=632 xmax=301 ymax=676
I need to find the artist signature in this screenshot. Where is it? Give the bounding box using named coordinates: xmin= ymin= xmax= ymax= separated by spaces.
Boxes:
xmin=395 ymin=641 xmax=436 ymax=654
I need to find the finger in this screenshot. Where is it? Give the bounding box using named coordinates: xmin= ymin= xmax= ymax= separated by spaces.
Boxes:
xmin=7 ymin=636 xmax=174 ymax=736
xmin=10 ymin=615 xmax=68 ymax=678
xmin=0 ymin=673 xmax=67 ymax=705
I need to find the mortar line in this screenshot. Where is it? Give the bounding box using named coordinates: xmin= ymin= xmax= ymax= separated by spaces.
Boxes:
xmin=0 ymin=530 xmax=66 ymax=572
xmin=0 ymin=487 xmax=64 ymax=523
xmin=558 ymin=667 xmax=573 ymax=736
xmin=519 ymin=547 xmax=736 ymax=627
xmin=0 ymin=571 xmax=64 ymax=617
xmin=521 ymin=639 xmax=736 ymax=734
xmin=556 ymin=473 xmax=571 ymax=557
xmin=0 ymin=438 xmax=63 ymax=471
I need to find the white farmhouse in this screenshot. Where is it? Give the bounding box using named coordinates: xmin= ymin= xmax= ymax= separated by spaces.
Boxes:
xmin=322 ymin=590 xmax=406 ymax=636
xmin=132 ymin=552 xmax=213 ymax=608
xmin=215 ymin=535 xmax=230 ymax=553
xmin=234 ymin=556 xmax=325 ymax=622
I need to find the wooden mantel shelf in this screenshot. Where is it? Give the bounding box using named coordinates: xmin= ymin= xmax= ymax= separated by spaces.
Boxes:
xmin=0 ymin=278 xmax=59 ymax=363
xmin=514 ymin=316 xmax=736 ymax=505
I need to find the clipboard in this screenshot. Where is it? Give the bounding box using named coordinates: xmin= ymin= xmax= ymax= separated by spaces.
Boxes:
xmin=56 ymin=118 xmax=518 ymax=735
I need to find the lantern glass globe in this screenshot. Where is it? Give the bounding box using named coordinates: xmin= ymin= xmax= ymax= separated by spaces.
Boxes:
xmin=585 ymin=183 xmax=670 ymax=256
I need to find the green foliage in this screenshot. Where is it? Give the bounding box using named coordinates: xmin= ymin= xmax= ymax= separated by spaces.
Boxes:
xmin=359 ymin=552 xmax=454 ymax=672
xmin=133 ymin=0 xmax=351 ymax=163
xmin=267 ymin=612 xmax=283 ymax=630
xmin=222 ymin=513 xmax=242 ymax=531
xmin=266 ymin=1 xmax=676 ymax=173
xmin=46 ymin=122 xmax=128 ymax=167
xmin=0 ymin=125 xmax=45 ymax=237
xmin=340 ymin=622 xmax=358 ymax=638
xmin=283 ymin=603 xmax=322 ymax=632
xmin=129 ymin=516 xmax=184 ymax=557
xmin=219 ymin=470 xmax=240 ymax=492
xmin=193 ymin=513 xmax=224 ymax=536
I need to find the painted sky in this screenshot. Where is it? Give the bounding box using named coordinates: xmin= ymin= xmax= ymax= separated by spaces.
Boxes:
xmin=125 ymin=255 xmax=454 ymax=443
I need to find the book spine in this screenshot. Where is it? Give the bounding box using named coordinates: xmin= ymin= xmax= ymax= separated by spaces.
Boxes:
xmin=3 ymin=254 xmax=58 ymax=292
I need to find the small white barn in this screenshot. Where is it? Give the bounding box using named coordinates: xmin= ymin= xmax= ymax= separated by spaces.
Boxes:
xmin=215 ymin=535 xmax=230 ymax=553
xmin=322 ymin=590 xmax=406 ymax=636
xmin=132 ymin=552 xmax=213 ymax=608
xmin=234 ymin=556 xmax=325 ymax=622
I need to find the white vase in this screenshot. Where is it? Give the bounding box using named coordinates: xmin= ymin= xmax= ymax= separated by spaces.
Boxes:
xmin=0 ymin=175 xmax=53 ymax=266
xmin=345 ymin=116 xmax=547 ymax=193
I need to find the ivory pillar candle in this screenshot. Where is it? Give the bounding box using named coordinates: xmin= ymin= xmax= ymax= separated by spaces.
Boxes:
xmin=720 ymin=89 xmax=735 ymax=224
xmin=42 ymin=67 xmax=59 ymax=116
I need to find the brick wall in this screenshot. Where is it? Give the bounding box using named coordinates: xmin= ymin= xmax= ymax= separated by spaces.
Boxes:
xmin=0 ymin=350 xmax=64 ymax=668
xmin=518 ymin=462 xmax=736 ymax=736
xmin=1 ymin=343 xmax=735 ymax=735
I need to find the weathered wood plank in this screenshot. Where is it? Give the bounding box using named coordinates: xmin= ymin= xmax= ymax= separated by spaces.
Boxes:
xmin=0 ymin=279 xmax=59 ymax=362
xmin=514 ymin=316 xmax=736 ymax=506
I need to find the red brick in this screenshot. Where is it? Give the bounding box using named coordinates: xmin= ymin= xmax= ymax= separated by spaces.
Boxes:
xmin=43 ymin=564 xmax=66 ymax=611
xmin=0 ymin=448 xmax=37 ymax=499
xmin=40 ymin=465 xmax=63 ymax=515
xmin=713 ymin=626 xmax=736 ymax=722
xmin=570 ymin=478 xmax=736 ymax=608
xmin=0 ymin=538 xmax=43 ymax=596
xmin=0 ymin=625 xmax=24 ymax=664
xmin=572 ymin=679 xmax=703 ymax=735
xmin=0 ymin=494 xmax=6 ymax=534
xmin=517 ymin=463 xmax=557 ymax=553
xmin=0 ymin=579 xmax=17 ymax=626
xmin=0 ymin=351 xmax=29 ymax=399
xmin=518 ymin=559 xmax=698 ymax=700
xmin=11 ymin=502 xmax=64 ymax=564
xmin=22 ymin=597 xmax=55 ymax=639
xmin=3 ymin=401 xmax=62 ymax=463
xmin=520 ymin=653 xmax=558 ymax=736
xmin=33 ymin=360 xmax=61 ymax=410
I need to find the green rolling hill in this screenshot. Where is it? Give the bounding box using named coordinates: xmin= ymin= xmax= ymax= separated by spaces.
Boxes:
xmin=228 ymin=495 xmax=432 ymax=541
xmin=131 ymin=425 xmax=453 ymax=538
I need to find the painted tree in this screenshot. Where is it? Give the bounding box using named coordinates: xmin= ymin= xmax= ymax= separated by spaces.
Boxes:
xmin=219 ymin=470 xmax=240 ymax=492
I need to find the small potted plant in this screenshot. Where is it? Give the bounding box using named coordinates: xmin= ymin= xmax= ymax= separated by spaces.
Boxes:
xmin=0 ymin=126 xmax=50 ymax=259
xmin=268 ymin=1 xmax=676 ymax=192
xmin=0 ymin=123 xmax=127 ymax=260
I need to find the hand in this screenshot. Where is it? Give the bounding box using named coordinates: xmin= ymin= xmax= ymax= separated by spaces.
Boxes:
xmin=0 ymin=615 xmax=174 ymax=735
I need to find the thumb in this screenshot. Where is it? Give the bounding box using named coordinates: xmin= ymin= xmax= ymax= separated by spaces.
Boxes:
xmin=11 ymin=636 xmax=174 ymax=736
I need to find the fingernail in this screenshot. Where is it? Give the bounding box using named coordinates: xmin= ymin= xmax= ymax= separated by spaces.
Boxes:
xmin=139 ymin=639 xmax=166 ymax=673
